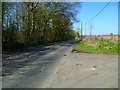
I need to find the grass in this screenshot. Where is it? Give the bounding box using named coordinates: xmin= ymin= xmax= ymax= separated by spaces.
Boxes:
xmin=75 ymin=40 xmax=120 ymax=54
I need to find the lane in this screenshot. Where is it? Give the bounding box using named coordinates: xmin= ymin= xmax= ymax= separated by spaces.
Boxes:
xmin=41 ymin=50 xmax=118 ymax=88
xmin=41 ymin=51 xmax=118 ymax=88
xmin=2 ymin=39 xmax=118 ymax=88
xmin=2 ymin=40 xmax=75 ymax=88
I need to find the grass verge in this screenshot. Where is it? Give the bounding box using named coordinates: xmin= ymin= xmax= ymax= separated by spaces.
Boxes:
xmin=73 ymin=40 xmax=120 ymax=54
xmin=2 ymin=42 xmax=58 ymax=56
xmin=2 ymin=40 xmax=66 ymax=56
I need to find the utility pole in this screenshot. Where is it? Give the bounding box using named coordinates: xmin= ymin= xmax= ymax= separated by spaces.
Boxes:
xmin=85 ymin=22 xmax=86 ymax=36
xmin=81 ymin=22 xmax=83 ymax=38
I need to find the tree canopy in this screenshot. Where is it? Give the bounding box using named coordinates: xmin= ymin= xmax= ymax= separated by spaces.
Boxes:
xmin=2 ymin=2 xmax=81 ymax=50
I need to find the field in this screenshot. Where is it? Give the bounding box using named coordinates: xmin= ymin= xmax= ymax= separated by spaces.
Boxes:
xmin=74 ymin=35 xmax=120 ymax=54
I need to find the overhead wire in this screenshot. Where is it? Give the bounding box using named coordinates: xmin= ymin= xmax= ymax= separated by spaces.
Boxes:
xmin=88 ymin=0 xmax=113 ymax=22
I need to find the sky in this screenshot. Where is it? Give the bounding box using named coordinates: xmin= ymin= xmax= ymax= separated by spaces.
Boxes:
xmin=73 ymin=2 xmax=118 ymax=35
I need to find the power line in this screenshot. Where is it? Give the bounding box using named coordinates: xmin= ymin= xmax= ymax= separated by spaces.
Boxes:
xmin=88 ymin=0 xmax=112 ymax=22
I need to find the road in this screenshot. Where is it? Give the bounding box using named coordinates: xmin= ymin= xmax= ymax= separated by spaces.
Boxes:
xmin=2 ymin=40 xmax=118 ymax=88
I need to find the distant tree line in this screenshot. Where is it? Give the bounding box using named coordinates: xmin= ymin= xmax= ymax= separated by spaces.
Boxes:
xmin=2 ymin=2 xmax=80 ymax=50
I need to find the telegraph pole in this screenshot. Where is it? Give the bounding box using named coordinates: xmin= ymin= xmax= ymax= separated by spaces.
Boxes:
xmin=85 ymin=22 xmax=86 ymax=36
xmin=81 ymin=22 xmax=83 ymax=37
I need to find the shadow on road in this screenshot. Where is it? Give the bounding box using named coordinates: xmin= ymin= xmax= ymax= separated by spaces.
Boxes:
xmin=2 ymin=46 xmax=59 ymax=76
xmin=2 ymin=39 xmax=75 ymax=77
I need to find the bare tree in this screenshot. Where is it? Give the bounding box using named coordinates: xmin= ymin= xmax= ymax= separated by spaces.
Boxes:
xmin=89 ymin=23 xmax=94 ymax=36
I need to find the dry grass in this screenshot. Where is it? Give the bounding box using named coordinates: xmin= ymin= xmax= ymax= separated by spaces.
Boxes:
xmin=74 ymin=35 xmax=119 ymax=54
xmin=82 ymin=35 xmax=119 ymax=43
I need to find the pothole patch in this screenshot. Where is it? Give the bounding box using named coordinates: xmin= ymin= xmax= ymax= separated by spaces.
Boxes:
xmin=64 ymin=55 xmax=66 ymax=56
xmin=93 ymin=66 xmax=97 ymax=68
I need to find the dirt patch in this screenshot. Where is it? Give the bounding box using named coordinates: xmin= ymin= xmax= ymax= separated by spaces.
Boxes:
xmin=72 ymin=45 xmax=87 ymax=53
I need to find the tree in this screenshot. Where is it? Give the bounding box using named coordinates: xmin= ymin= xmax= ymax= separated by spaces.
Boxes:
xmin=2 ymin=2 xmax=81 ymax=50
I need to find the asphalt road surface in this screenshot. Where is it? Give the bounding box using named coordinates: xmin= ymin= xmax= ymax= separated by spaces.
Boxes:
xmin=2 ymin=40 xmax=118 ymax=88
